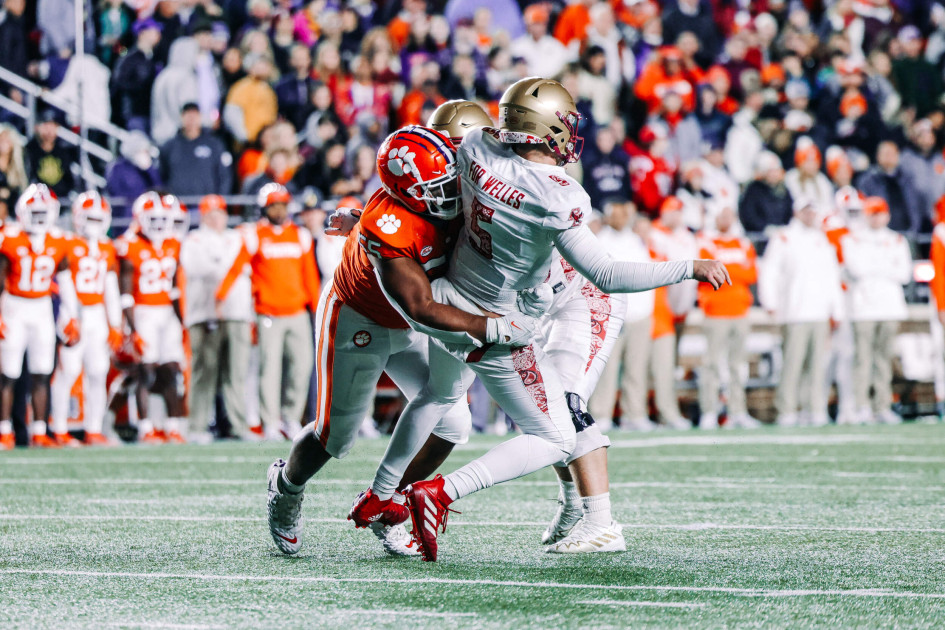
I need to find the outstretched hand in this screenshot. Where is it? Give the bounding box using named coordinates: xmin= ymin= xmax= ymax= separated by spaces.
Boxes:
xmin=325 ymin=207 xmax=362 ymax=237
xmin=693 ymin=260 xmax=732 ymax=290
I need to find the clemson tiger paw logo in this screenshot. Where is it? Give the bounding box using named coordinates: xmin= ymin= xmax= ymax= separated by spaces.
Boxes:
xmin=376 ymin=213 xmax=402 ymax=235
xmin=387 ymin=146 xmax=415 ymax=177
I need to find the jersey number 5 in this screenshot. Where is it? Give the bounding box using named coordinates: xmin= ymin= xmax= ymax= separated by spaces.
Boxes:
xmin=18 ymin=255 xmax=56 ymax=293
xmin=469 ymin=198 xmax=495 ymax=260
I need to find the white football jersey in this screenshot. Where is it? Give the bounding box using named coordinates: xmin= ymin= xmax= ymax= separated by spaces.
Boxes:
xmin=449 ymin=127 xmax=592 ymax=314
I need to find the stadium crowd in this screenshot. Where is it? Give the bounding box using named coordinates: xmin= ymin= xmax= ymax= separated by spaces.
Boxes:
xmin=1 ymin=0 xmax=945 ymax=446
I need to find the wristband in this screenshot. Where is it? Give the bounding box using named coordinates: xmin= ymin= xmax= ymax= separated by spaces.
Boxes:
xmin=120 ymin=294 xmax=135 ymax=309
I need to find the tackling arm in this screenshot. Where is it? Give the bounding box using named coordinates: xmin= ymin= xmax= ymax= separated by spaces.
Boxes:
xmin=554 ymin=225 xmax=731 ymax=293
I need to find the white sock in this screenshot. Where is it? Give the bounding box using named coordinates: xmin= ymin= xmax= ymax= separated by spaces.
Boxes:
xmin=280 ymin=467 xmax=304 ymax=495
xmin=84 ymin=373 xmax=106 ymax=434
xmin=443 ymin=434 xmax=568 ymax=501
xmin=32 ymin=420 xmax=48 ymax=436
xmin=581 ymin=493 xmax=612 ymax=525
xmin=138 ymin=419 xmax=154 ymax=435
xmin=391 ymin=493 xmax=406 ymax=505
xmin=0 ymin=419 xmax=11 ymax=435
xmin=166 ymin=417 xmax=183 ymax=434
xmin=50 ymin=372 xmax=72 ymax=435
xmin=559 ymin=479 xmax=580 ymax=511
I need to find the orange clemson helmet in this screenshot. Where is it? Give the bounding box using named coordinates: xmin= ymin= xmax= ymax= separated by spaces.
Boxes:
xmin=71 ymin=190 xmax=112 ymax=240
xmin=162 ymin=194 xmax=190 ymax=238
xmin=376 ymin=125 xmax=461 ymax=219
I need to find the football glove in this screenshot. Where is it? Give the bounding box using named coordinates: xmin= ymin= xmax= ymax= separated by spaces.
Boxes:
xmin=130 ymin=332 xmax=147 ymax=356
xmin=325 ymin=207 xmax=362 ymax=237
xmin=61 ymin=319 xmax=81 ymax=346
xmin=516 ymin=283 xmax=554 ymax=318
xmin=107 ymin=327 xmax=123 ymax=353
xmin=485 ymin=313 xmax=540 ymax=346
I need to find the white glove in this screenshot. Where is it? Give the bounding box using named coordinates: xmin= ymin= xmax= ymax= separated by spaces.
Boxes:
xmin=516 ymin=283 xmax=554 ymax=318
xmin=325 ymin=207 xmax=362 ymax=236
xmin=485 ymin=313 xmax=540 ymax=346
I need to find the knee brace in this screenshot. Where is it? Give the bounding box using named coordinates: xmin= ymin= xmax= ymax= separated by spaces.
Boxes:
xmin=565 ymin=391 xmax=596 ymax=433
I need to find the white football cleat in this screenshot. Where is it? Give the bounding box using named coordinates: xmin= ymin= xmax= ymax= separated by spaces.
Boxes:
xmin=660 ymin=415 xmax=691 ymax=430
xmin=876 ymin=409 xmax=903 ymax=425
xmin=541 ymin=489 xmax=583 ymax=544
xmin=699 ymin=413 xmax=719 ymax=430
xmin=727 ymin=413 xmax=762 ymax=429
xmin=369 ymin=522 xmax=421 ymax=557
xmin=267 ymin=459 xmax=304 ymax=555
xmin=544 ymin=518 xmax=626 ymax=554
xmin=620 ymin=416 xmax=656 ymax=432
xmin=777 ymin=413 xmax=799 ymax=427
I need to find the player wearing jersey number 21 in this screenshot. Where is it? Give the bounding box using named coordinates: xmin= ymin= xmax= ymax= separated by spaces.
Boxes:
xmin=0 ymin=184 xmax=80 ymax=450
xmin=265 ymin=125 xmax=548 ymax=557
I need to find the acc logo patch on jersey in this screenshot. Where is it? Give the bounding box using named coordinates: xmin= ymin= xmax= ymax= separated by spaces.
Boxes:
xmin=420 ymin=245 xmax=433 ymax=257
xmin=376 ymin=214 xmax=402 ymax=235
xmin=569 ymin=208 xmax=584 ymax=227
xmin=387 ymin=146 xmax=415 ymax=177
xmin=353 ymin=330 xmax=372 ymax=347
xmin=548 ymin=174 xmax=570 ymax=186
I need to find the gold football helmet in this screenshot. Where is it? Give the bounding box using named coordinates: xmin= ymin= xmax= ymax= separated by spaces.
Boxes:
xmin=498 ymin=77 xmax=584 ymax=163
xmin=428 ymin=100 xmax=492 ymax=144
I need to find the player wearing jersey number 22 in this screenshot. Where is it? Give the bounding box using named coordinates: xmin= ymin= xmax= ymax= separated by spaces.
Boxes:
xmin=265 ymin=125 xmax=549 ymax=557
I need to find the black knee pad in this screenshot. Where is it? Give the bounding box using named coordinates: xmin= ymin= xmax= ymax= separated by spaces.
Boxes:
xmin=565 ymin=392 xmax=595 ymax=433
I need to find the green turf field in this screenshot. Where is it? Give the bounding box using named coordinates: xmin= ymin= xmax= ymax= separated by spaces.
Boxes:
xmin=3 ymin=423 xmax=945 ymax=629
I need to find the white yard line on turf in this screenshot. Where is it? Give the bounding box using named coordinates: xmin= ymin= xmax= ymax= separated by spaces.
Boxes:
xmin=3 ymin=569 xmax=945 ymax=600
xmin=339 ymin=609 xmax=476 ymax=618
xmin=578 ymin=600 xmax=707 ymax=609
xmin=104 ymin=623 xmax=226 ymax=630
xmin=605 ymin=434 xmax=943 ymax=448
xmin=3 ymin=514 xmax=945 ymax=534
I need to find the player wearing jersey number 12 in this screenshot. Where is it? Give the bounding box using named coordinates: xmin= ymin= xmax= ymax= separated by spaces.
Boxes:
xmin=0 ymin=184 xmax=80 ymax=450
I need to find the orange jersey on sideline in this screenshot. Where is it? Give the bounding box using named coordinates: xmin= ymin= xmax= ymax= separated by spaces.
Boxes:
xmin=698 ymin=233 xmax=757 ymax=317
xmin=931 ymin=223 xmax=945 ymax=310
xmin=115 ymin=233 xmax=181 ymax=306
xmin=332 ymin=189 xmax=457 ymax=329
xmin=67 ymin=235 xmax=117 ymax=306
xmin=217 ymin=219 xmax=319 ymax=318
xmin=0 ymin=225 xmax=70 ymax=299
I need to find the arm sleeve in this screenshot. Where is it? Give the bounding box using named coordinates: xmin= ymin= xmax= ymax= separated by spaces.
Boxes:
xmin=104 ymin=270 xmax=121 ymax=328
xmin=554 ymin=225 xmax=693 ymax=294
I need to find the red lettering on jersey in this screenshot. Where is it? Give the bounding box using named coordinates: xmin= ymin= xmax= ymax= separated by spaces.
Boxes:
xmin=549 ymin=174 xmax=570 ymax=187
xmin=481 ymin=176 xmax=524 ymax=209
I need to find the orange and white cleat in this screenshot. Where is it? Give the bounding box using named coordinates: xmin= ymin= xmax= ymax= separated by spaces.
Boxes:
xmin=32 ymin=434 xmax=61 ymax=449
xmin=55 ymin=432 xmax=83 ymax=448
xmin=404 ymin=475 xmax=458 ymax=562
xmin=83 ymin=432 xmax=116 ymax=447
xmin=139 ymin=429 xmax=166 ymax=444
xmin=0 ymin=433 xmax=14 ymax=450
xmin=165 ymin=431 xmax=186 ymax=444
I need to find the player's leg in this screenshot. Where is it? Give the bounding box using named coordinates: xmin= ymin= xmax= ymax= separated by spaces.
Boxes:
xmin=279 ymin=311 xmax=314 ymax=438
xmin=873 ymin=321 xmax=901 ymax=424
xmin=806 ymin=322 xmax=831 ymax=426
xmin=777 ymin=323 xmax=806 ymax=426
xmin=154 ymin=306 xmax=187 ymax=441
xmin=132 ymin=305 xmax=163 ymax=441
xmin=50 ymin=331 xmax=83 ymax=443
xmin=619 ymin=316 xmax=654 ymax=430
xmin=25 ymin=297 xmax=59 ymax=447
xmin=81 ymin=305 xmax=113 ymax=445
xmin=256 ymin=314 xmax=286 ymax=438
xmin=220 ymin=321 xmax=252 ymax=438
xmin=725 ymin=317 xmax=759 ymax=428
xmin=699 ymin=317 xmax=724 ymax=429
xmin=186 ymin=322 xmax=222 ymax=438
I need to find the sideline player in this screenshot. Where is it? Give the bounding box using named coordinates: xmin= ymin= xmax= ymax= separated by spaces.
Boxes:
xmin=0 ymin=184 xmax=79 ymax=449
xmin=50 ymin=192 xmax=123 ymax=446
xmin=397 ymin=78 xmax=729 ymax=561
xmin=347 ymin=101 xmax=631 ymax=553
xmin=265 ymin=126 xmax=544 ymax=556
xmin=116 ymin=192 xmax=186 ymax=443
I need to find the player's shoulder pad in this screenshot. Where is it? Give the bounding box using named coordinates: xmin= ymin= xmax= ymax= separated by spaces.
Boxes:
xmin=542 ymin=175 xmax=592 ymax=230
xmin=2 ymin=224 xmax=22 ymax=238
xmin=359 ymin=192 xmax=428 ymax=250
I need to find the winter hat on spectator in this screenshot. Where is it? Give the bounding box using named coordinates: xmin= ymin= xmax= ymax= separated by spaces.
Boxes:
xmin=840 ymin=92 xmax=868 ymax=118
xmin=337 ymin=195 xmax=364 ymax=211
xmin=837 ymin=57 xmax=865 ymax=76
xmin=659 ymin=196 xmax=684 ymax=216
xmin=754 ymin=151 xmax=783 ymax=178
xmin=36 ymin=106 xmax=64 ymax=125
xmin=198 ymin=194 xmax=227 ymax=215
xmin=794 ymin=137 xmax=821 ymax=168
xmin=825 ymin=146 xmax=852 ymax=179
xmin=761 ymin=64 xmax=786 ymax=85
xmin=638 ymin=122 xmax=668 ymax=145
xmin=784 ymin=110 xmax=813 ymax=132
xmin=785 ymin=80 xmax=810 ymax=100
xmin=133 ymin=18 xmax=162 ymax=36
xmin=523 ymin=4 xmax=550 ymax=24
xmin=792 ymin=196 xmax=815 ymax=213
xmin=659 ymin=46 xmax=683 ymax=62
xmin=863 ymin=196 xmax=890 ymax=215
xmin=897 ymin=25 xmax=922 ymax=43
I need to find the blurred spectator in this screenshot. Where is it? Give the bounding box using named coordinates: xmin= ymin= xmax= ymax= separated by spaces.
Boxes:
xmin=577 ymin=45 xmax=617 ymax=127
xmin=0 ymin=124 xmax=28 ymax=197
xmin=181 ymin=195 xmax=253 ymax=439
xmin=95 ymin=0 xmax=134 ymax=68
xmin=635 ymin=46 xmax=696 ymax=115
xmin=0 ymin=0 xmax=30 ymax=79
xmin=629 ymin=123 xmax=675 ymax=216
xmin=693 ymin=84 xmax=732 ymax=150
xmin=274 ymin=44 xmax=315 ymax=131
xmin=582 ymin=125 xmax=630 ymax=212
xmin=441 ymin=54 xmax=491 ymax=101
xmin=760 ymin=199 xmax=844 ymax=427
xmin=160 ymin=103 xmax=234 ymax=197
xmin=857 ymin=141 xmax=922 ymax=234
xmin=445 ymin=0 xmax=524 ymax=40
xmin=216 ymin=186 xmax=319 ymax=438
xmin=191 ymin=20 xmax=223 ymax=128
xmin=398 ymin=60 xmax=445 ymax=126
xmin=647 ymin=196 xmax=695 ymax=429
xmin=110 ymin=18 xmax=163 ymax=131
xmin=224 ymin=56 xmax=278 ymax=144
xmin=105 ymin=130 xmax=161 ymax=216
xmin=724 ymin=88 xmax=764 ymax=185
xmin=554 ymin=0 xmax=593 ymax=52
xmin=900 ymin=119 xmax=945 ymax=225
xmin=151 ymin=38 xmax=200 ymax=146
xmin=784 ymin=137 xmax=834 ymax=218
xmin=652 ymin=89 xmax=702 ymax=166
xmin=588 ymin=201 xmax=656 ymax=431
xmin=842 ymin=197 xmax=912 ymax=424
xmin=243 ymin=147 xmax=299 ymax=196
xmin=336 ymin=55 xmax=393 ymax=129
xmin=739 ymin=151 xmax=792 ymax=233
xmin=696 ymin=142 xmax=738 ymax=219
xmin=825 ymin=145 xmax=855 ymax=189
xmin=662 ymin=0 xmax=719 ymax=68
xmin=510 ymin=5 xmax=570 ymax=80
xmin=51 ymin=55 xmax=112 ymax=130
xmin=675 ymin=161 xmax=712 ymax=232
xmin=25 ymin=108 xmax=77 ymax=200
xmin=697 ymin=207 xmax=759 ymax=429
xmin=585 ymin=1 xmax=635 ymax=86
xmin=892 ymin=26 xmax=944 ymax=118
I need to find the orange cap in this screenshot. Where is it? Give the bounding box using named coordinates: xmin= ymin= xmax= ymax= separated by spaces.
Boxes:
xmin=659 ymin=46 xmax=683 ymax=61
xmin=659 ymin=196 xmax=684 ymax=215
xmin=337 ymin=195 xmax=365 ymax=211
xmin=840 ymin=92 xmax=867 ymax=118
xmin=761 ymin=63 xmax=786 ymax=85
xmin=863 ymin=196 xmax=890 ymax=216
xmin=199 ymin=194 xmax=227 ymax=215
xmin=705 ymin=65 xmax=730 ymax=84
xmin=523 ymin=4 xmax=549 ymax=24
xmin=825 ymin=146 xmax=851 ymax=179
xmin=794 ymin=138 xmax=821 ymax=168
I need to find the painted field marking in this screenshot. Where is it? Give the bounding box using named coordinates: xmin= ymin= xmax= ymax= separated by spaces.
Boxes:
xmin=338 ymin=609 xmax=476 ymax=618
xmin=578 ymin=600 xmax=707 ymax=609
xmin=2 ymin=514 xmax=944 ymax=534
xmin=104 ymin=623 xmax=226 ymax=630
xmin=3 ymin=568 xmax=945 ymax=601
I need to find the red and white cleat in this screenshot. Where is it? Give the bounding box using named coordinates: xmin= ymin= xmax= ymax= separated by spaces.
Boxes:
xmin=55 ymin=433 xmax=83 ymax=448
xmin=347 ymin=488 xmax=410 ymax=529
xmin=404 ymin=475 xmax=457 ymax=562
xmin=31 ymin=434 xmax=61 ymax=449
